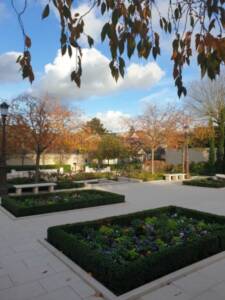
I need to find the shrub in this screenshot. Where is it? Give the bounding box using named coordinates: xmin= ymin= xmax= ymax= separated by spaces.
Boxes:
xmin=69 ymin=172 xmax=115 ymax=181
xmin=2 ymin=190 xmax=125 ymax=217
xmin=183 ymin=178 xmax=225 ymax=188
xmin=122 ymin=171 xmax=164 ymax=181
xmin=56 ymin=181 xmax=84 ymax=190
xmin=189 ymin=162 xmax=211 ymax=176
xmin=47 ymin=206 xmax=225 ymax=295
xmin=142 ymin=160 xmax=167 ymax=172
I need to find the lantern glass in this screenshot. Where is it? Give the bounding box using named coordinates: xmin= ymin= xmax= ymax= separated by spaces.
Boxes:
xmin=0 ymin=102 xmax=9 ymax=117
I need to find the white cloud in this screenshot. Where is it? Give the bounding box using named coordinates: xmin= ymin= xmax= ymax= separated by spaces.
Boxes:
xmin=0 ymin=52 xmax=21 ymax=84
xmin=73 ymin=4 xmax=104 ymax=44
xmin=96 ymin=110 xmax=130 ymax=132
xmin=33 ymin=48 xmax=164 ymax=101
xmin=44 ymin=1 xmax=104 ymax=45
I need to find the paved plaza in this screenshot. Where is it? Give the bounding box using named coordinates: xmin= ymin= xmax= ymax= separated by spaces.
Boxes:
xmin=0 ymin=181 xmax=225 ymax=300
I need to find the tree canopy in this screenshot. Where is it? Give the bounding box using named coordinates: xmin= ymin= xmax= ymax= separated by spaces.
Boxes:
xmin=83 ymin=118 xmax=107 ymax=135
xmin=11 ymin=0 xmax=225 ymax=98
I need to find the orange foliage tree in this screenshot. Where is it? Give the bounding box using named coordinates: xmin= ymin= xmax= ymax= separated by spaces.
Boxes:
xmin=11 ymin=94 xmax=78 ymax=181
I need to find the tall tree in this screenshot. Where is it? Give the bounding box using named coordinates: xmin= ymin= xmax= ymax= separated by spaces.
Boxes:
xmin=11 ymin=0 xmax=225 ymax=97
xmin=97 ymin=134 xmax=127 ymax=165
xmin=11 ymin=94 xmax=76 ymax=181
xmin=84 ymin=118 xmax=107 ymax=135
xmin=137 ymin=104 xmax=179 ymax=174
xmin=186 ymin=75 xmax=225 ymax=170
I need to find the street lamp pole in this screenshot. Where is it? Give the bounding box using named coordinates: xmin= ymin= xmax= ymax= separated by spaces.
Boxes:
xmin=0 ymin=102 xmax=9 ymax=197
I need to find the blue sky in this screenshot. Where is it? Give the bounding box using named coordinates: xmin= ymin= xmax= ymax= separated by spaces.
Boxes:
xmin=0 ymin=1 xmax=201 ymax=131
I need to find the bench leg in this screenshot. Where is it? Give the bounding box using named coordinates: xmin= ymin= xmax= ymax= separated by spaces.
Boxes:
xmin=16 ymin=188 xmax=22 ymax=195
xmin=33 ymin=187 xmax=39 ymax=194
xmin=48 ymin=186 xmax=54 ymax=193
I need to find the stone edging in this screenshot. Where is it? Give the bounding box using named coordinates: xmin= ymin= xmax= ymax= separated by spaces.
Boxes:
xmin=39 ymin=239 xmax=117 ymax=300
xmin=39 ymin=239 xmax=225 ymax=300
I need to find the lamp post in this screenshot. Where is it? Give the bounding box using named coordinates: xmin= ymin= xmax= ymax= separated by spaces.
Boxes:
xmin=183 ymin=124 xmax=190 ymax=178
xmin=0 ymin=102 xmax=9 ymax=197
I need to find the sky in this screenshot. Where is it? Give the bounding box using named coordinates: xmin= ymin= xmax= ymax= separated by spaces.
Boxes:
xmin=0 ymin=0 xmax=201 ymax=131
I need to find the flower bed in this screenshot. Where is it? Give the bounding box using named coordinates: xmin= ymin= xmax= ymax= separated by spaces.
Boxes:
xmin=183 ymin=177 xmax=225 ymax=188
xmin=2 ymin=190 xmax=125 ymax=217
xmin=48 ymin=206 xmax=225 ymax=295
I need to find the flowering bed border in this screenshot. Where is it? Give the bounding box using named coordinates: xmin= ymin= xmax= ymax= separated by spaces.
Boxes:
xmin=47 ymin=206 xmax=225 ymax=295
xmin=1 ymin=190 xmax=125 ymax=217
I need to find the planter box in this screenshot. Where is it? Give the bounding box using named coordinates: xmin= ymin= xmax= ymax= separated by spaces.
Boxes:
xmin=47 ymin=206 xmax=225 ymax=296
xmin=2 ymin=190 xmax=125 ymax=217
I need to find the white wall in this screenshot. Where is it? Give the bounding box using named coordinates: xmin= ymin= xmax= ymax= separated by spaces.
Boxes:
xmin=165 ymin=148 xmax=209 ymax=165
xmin=7 ymin=153 xmax=85 ymax=171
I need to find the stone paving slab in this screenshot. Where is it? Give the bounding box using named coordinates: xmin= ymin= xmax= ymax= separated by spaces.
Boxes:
xmin=32 ymin=286 xmax=82 ymax=300
xmin=0 ymin=275 xmax=13 ymax=290
xmin=1 ymin=182 xmax=225 ymax=300
xmin=173 ymin=272 xmax=218 ymax=297
xmin=0 ymin=281 xmax=46 ymax=300
xmin=140 ymin=284 xmax=190 ymax=300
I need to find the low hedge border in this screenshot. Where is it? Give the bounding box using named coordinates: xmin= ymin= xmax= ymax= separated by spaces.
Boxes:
xmin=183 ymin=178 xmax=225 ymax=188
xmin=47 ymin=206 xmax=225 ymax=295
xmin=1 ymin=190 xmax=125 ymax=217
xmin=55 ymin=181 xmax=85 ymax=190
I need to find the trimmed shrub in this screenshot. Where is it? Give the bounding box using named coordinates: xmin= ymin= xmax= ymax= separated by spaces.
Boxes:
xmin=56 ymin=181 xmax=84 ymax=190
xmin=2 ymin=190 xmax=125 ymax=217
xmin=47 ymin=206 xmax=225 ymax=295
xmin=183 ymin=178 xmax=225 ymax=188
xmin=122 ymin=171 xmax=164 ymax=181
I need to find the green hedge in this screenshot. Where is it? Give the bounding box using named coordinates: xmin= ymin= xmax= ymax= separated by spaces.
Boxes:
xmin=183 ymin=178 xmax=225 ymax=188
xmin=47 ymin=206 xmax=225 ymax=295
xmin=7 ymin=164 xmax=71 ymax=172
xmin=56 ymin=181 xmax=85 ymax=190
xmin=2 ymin=190 xmax=125 ymax=217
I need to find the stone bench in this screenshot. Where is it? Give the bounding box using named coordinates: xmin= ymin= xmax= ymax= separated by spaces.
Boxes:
xmin=13 ymin=183 xmax=57 ymax=195
xmin=164 ymin=173 xmax=186 ymax=181
xmin=216 ymin=174 xmax=225 ymax=180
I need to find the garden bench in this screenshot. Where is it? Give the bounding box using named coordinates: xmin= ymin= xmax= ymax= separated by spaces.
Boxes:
xmin=13 ymin=183 xmax=57 ymax=195
xmin=164 ymin=173 xmax=186 ymax=181
xmin=216 ymin=174 xmax=225 ymax=180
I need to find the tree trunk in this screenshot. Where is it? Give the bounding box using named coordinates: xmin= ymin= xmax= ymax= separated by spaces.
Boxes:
xmin=216 ymin=111 xmax=225 ymax=172
xmin=35 ymin=151 xmax=41 ymax=183
xmin=208 ymin=134 xmax=216 ymax=174
xmin=182 ymin=146 xmax=185 ymax=173
xmin=151 ymin=148 xmax=155 ymax=174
